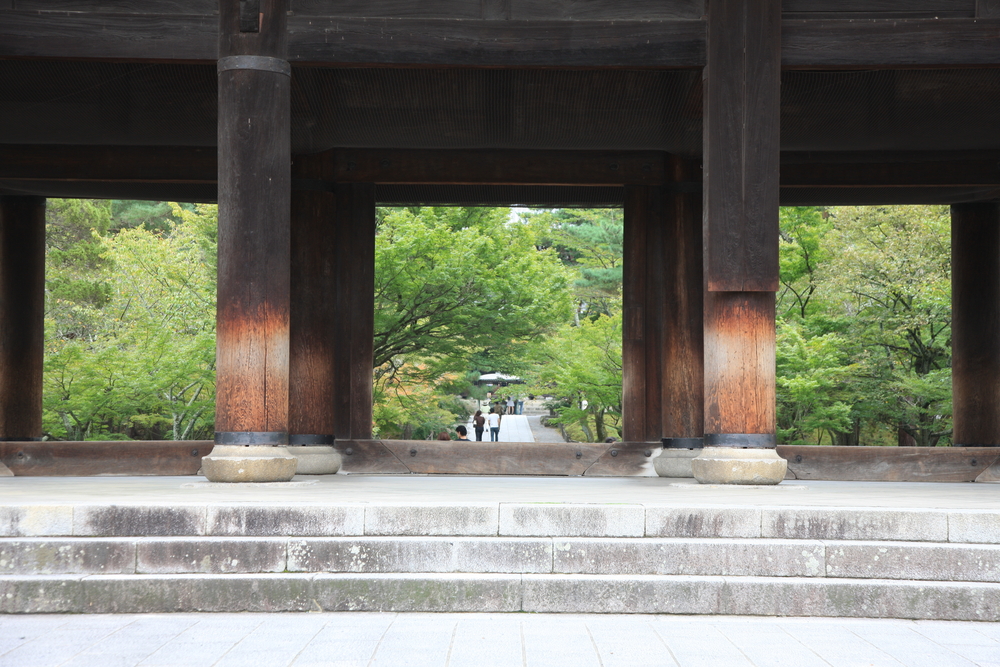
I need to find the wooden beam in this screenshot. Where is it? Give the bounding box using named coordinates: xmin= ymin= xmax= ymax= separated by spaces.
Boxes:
xmin=782 ymin=152 xmax=1000 ymax=187
xmin=214 ymin=0 xmax=292 ymax=441
xmin=0 ymin=145 xmax=217 ymax=184
xmin=952 ymin=203 xmax=1000 ymax=447
xmin=327 ymin=149 xmax=668 ymax=186
xmin=0 ymin=196 xmax=44 ymax=440
xmin=622 ymin=186 xmax=651 ymax=443
xmin=0 ymin=441 xmax=212 ymax=476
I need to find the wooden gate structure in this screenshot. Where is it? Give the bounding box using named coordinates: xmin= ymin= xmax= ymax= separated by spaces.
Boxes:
xmin=0 ymin=1 xmax=999 ymax=477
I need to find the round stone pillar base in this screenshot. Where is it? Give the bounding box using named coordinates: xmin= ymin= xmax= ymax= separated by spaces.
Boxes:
xmin=202 ymin=445 xmax=298 ymax=483
xmin=691 ymin=447 xmax=787 ymax=485
xmin=653 ymin=449 xmax=702 ymax=478
xmin=288 ymin=446 xmax=342 ymax=475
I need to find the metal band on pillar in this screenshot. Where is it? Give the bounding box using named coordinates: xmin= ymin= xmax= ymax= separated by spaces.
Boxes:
xmin=217 ymin=56 xmax=291 ymax=77
xmin=703 ymin=434 xmax=776 ymax=449
xmin=662 ymin=437 xmax=703 ymax=450
xmin=214 ymin=431 xmax=289 ymax=445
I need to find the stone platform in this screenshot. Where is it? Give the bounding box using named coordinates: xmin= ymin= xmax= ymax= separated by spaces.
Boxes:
xmin=1 ymin=476 xmax=998 ymax=619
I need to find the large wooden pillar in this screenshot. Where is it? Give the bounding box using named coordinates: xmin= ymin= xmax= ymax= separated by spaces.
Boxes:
xmin=952 ymin=203 xmax=1000 ymax=447
xmin=333 ymin=183 xmax=376 ymax=442
xmin=0 ymin=196 xmax=45 ymax=441
xmin=289 ymin=157 xmax=337 ymax=445
xmin=214 ymin=0 xmax=291 ymax=446
xmin=697 ymin=0 xmax=784 ymax=482
xmin=661 ymin=158 xmax=704 ymax=448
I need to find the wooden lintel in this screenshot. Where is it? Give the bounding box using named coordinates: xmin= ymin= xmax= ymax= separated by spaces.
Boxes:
xmin=327 ymin=149 xmax=668 ymax=186
xmin=782 ymin=153 xmax=1000 ymax=187
xmin=2 ymin=11 xmax=998 ymax=69
xmin=0 ymin=145 xmax=217 ymax=184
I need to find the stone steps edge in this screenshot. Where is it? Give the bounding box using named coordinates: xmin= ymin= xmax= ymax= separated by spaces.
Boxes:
xmin=1 ymin=573 xmax=998 ymax=620
xmin=2 ymin=504 xmax=998 ymax=543
xmin=2 ymin=536 xmax=1000 ymax=583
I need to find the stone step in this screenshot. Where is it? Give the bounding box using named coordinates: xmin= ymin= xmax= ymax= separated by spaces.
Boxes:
xmin=2 ymin=572 xmax=998 ymax=620
xmin=3 ymin=503 xmax=998 ymax=543
xmin=3 ymin=536 xmax=1000 ymax=583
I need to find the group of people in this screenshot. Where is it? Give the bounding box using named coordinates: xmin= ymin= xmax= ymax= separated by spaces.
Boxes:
xmin=472 ymin=408 xmax=502 ymax=441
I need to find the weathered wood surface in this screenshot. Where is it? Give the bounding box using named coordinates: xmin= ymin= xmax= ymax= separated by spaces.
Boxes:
xmin=0 ymin=146 xmax=217 ymax=184
xmin=214 ymin=0 xmax=291 ymax=436
xmin=327 ymin=149 xmax=667 ymax=186
xmin=783 ymin=153 xmax=1000 ymax=187
xmin=0 ymin=441 xmax=212 ymax=476
xmin=951 ymin=203 xmax=1000 ymax=446
xmin=0 ymin=196 xmax=44 ymax=440
xmin=2 ymin=10 xmax=998 ymax=68
xmin=703 ymin=292 xmax=777 ymax=436
xmin=783 ymin=0 xmax=975 ymax=18
xmin=661 ymin=159 xmax=704 ymax=440
xmin=783 ymin=19 xmax=1000 ymax=68
xmin=583 ymin=441 xmax=660 ymax=477
xmin=779 ymin=445 xmax=1000 ymax=482
xmin=335 ymin=439 xmax=412 ymax=474
xmin=379 ymin=441 xmax=608 ymax=475
xmin=643 ymin=188 xmax=665 ymax=442
xmin=289 ymin=155 xmax=337 ymax=439
xmin=704 ymin=0 xmax=780 ymax=292
xmin=621 ymin=187 xmax=649 ymax=443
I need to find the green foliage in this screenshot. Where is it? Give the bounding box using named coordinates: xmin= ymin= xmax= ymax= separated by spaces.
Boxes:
xmin=44 ymin=202 xmax=217 ymax=440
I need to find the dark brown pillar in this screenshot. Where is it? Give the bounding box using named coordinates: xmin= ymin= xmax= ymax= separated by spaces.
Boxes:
xmin=214 ymin=0 xmax=291 ymax=445
xmin=623 ymin=186 xmax=652 ymax=442
xmin=0 ymin=196 xmax=45 ymax=441
xmin=661 ymin=158 xmax=704 ymax=448
xmin=289 ymin=157 xmax=337 ymax=445
xmin=702 ymin=0 xmax=780 ymax=448
xmin=952 ymin=202 xmax=1000 ymax=446
xmin=333 ymin=183 xmax=376 ymax=442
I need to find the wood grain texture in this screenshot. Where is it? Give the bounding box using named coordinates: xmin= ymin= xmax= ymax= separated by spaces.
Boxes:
xmin=0 ymin=146 xmax=217 ymax=185
xmin=703 ymin=291 xmax=776 ymax=436
xmin=380 ymin=441 xmax=607 ymax=475
xmin=583 ymin=441 xmax=659 ymax=476
xmin=622 ymin=186 xmax=649 ymax=443
xmin=349 ymin=183 xmax=376 ymax=440
xmin=327 ymin=149 xmax=667 ymax=186
xmin=782 ymin=19 xmax=1000 ymax=68
xmin=0 ymin=196 xmax=44 ymax=439
xmin=15 ymin=0 xmax=215 ymax=13
xmin=662 ymin=159 xmax=704 ymax=439
xmin=481 ymin=0 xmax=511 ymax=20
xmin=981 ymin=0 xmax=1000 ymax=17
xmin=335 ymin=439 xmax=412 ymax=474
xmin=784 ymin=0 xmax=974 ymax=18
xmin=289 ymin=156 xmax=337 ymax=437
xmin=286 ymin=17 xmax=706 ymax=67
xmin=952 ymin=203 xmax=1000 ymax=446
xmin=778 ymin=445 xmax=1000 ymax=482
xmin=782 ymin=153 xmax=1000 ymax=187
xmin=510 ymin=0 xmax=703 ymax=20
xmin=332 ymin=184 xmax=354 ymax=441
xmin=0 ymin=441 xmax=212 ymax=476
xmin=704 ymin=0 xmax=781 ymax=292
xmin=215 ymin=0 xmax=291 ymax=434
xmin=643 ymin=187 xmax=665 ymax=441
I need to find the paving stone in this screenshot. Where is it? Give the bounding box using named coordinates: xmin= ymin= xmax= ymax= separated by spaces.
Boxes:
xmin=762 ymin=507 xmax=948 ymax=541
xmin=0 ymin=538 xmax=135 ymax=574
xmin=81 ymin=574 xmax=315 ymax=613
xmin=0 ymin=575 xmax=87 ymax=613
xmin=521 ymin=574 xmax=724 ymax=613
xmin=825 ymin=541 xmax=1000 ymax=582
xmin=846 ymin=622 xmax=980 ymax=667
xmin=720 ymin=576 xmax=1000 ymax=621
xmin=312 ymin=573 xmax=521 ymax=612
xmin=705 ymin=621 xmax=832 ymax=667
xmin=135 ymin=538 xmax=286 ymax=574
xmin=0 ymin=505 xmax=73 ymax=537
xmin=553 ymin=537 xmax=825 ymax=577
xmin=73 ymin=505 xmax=205 ymax=537
xmin=206 ymin=504 xmax=364 ymax=537
xmin=288 ymin=536 xmax=551 ymax=573
xmin=500 ymin=504 xmax=644 ymax=537
xmin=447 ymin=615 xmax=524 ymax=667
xmin=948 ymin=510 xmax=1000 ymax=544
xmin=651 ymin=622 xmax=756 ymax=667
xmin=364 ymin=503 xmax=499 ymax=536
xmin=644 ymin=506 xmax=761 ymax=538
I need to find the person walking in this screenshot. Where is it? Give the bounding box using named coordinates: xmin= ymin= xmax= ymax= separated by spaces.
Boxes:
xmin=472 ymin=410 xmax=486 ymax=441
xmin=487 ymin=408 xmax=501 ymax=442
xmin=505 ymin=395 xmax=515 ymax=415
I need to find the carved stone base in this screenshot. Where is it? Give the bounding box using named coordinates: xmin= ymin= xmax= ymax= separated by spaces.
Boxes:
xmin=691 ymin=447 xmax=787 ymax=485
xmin=289 ymin=446 xmax=342 ymax=475
xmin=201 ymin=445 xmax=298 ymax=483
xmin=653 ymin=449 xmax=702 ymax=478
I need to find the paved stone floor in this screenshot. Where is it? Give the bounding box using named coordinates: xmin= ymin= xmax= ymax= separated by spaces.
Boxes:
xmin=1 ymin=613 xmax=998 ymax=666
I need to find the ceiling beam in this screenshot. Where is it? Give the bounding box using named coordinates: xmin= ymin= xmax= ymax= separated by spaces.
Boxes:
xmin=1 ymin=13 xmax=998 ymax=68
